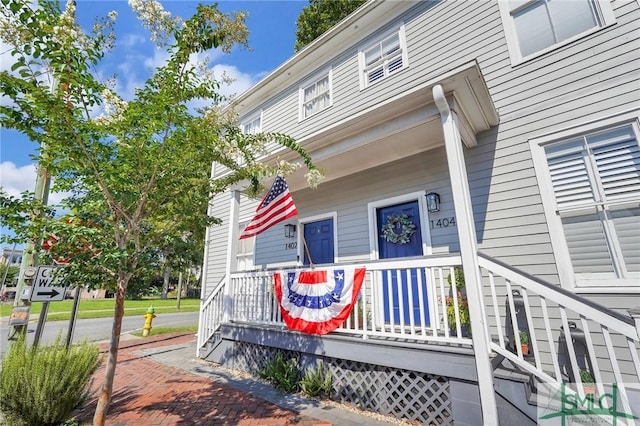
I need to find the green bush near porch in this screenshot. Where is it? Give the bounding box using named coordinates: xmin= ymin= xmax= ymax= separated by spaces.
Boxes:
xmin=258 ymin=352 xmax=301 ymax=393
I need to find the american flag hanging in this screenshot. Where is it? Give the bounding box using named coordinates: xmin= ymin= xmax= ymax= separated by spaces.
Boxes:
xmin=239 ymin=176 xmax=297 ymax=239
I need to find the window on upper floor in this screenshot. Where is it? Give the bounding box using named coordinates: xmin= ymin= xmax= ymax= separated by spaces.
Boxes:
xmin=499 ymin=0 xmax=615 ymax=64
xmin=300 ymin=71 xmax=332 ymax=120
xmin=359 ymin=25 xmax=408 ymax=89
xmin=241 ymin=113 xmax=262 ymax=135
xmin=531 ymin=113 xmax=640 ymax=289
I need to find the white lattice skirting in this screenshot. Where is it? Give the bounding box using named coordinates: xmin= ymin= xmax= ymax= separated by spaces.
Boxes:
xmin=234 ymin=341 xmax=453 ymax=425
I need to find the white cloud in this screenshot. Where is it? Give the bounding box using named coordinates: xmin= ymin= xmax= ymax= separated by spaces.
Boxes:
xmin=1 ymin=161 xmax=36 ymax=197
xmin=143 ymin=49 xmax=171 ymax=72
xmin=121 ymin=33 xmax=147 ymax=49
xmin=0 ymin=161 xmax=68 ymax=206
xmin=212 ymin=64 xmax=257 ymax=99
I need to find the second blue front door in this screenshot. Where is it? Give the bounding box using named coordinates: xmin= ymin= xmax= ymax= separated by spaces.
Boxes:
xmin=377 ymin=201 xmax=430 ymax=325
xmin=303 ymin=218 xmax=334 ymax=266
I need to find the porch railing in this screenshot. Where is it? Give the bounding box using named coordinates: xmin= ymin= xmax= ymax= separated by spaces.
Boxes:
xmin=231 ymin=254 xmax=472 ymax=346
xmin=196 ymin=275 xmax=226 ymax=352
xmin=199 ymin=252 xmax=640 ymax=415
xmin=478 ymin=253 xmax=640 ymax=414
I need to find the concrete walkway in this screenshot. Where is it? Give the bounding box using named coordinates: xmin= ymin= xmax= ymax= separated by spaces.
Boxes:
xmin=74 ymin=333 xmax=397 ymax=425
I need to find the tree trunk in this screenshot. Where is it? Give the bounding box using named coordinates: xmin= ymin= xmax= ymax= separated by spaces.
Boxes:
xmin=161 ymin=265 xmax=170 ymax=300
xmin=92 ymin=275 xmax=127 ymax=426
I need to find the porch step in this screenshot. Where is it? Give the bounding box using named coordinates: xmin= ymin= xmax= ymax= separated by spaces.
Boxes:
xmin=493 ymin=357 xmax=539 ymax=423
xmin=198 ymin=331 xmax=222 ymax=360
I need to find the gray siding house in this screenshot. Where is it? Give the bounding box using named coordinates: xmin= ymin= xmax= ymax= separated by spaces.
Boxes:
xmin=197 ymin=1 xmax=640 ymax=424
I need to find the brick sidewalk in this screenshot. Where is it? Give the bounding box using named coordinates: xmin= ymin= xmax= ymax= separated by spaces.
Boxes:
xmin=73 ymin=333 xmax=330 ymax=425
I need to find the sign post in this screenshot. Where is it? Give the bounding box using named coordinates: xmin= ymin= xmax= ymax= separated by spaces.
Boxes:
xmin=30 ymin=266 xmax=66 ymax=302
xmin=29 ymin=265 xmax=67 ymax=348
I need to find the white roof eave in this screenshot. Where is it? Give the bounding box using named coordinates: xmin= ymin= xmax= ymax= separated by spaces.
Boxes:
xmin=230 ymin=0 xmax=418 ymax=115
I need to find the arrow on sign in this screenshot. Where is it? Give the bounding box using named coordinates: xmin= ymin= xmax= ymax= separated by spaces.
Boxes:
xmin=36 ymin=289 xmax=60 ymax=298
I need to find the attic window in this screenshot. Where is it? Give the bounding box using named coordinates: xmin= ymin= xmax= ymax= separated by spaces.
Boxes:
xmin=359 ymin=25 xmax=408 ymax=89
xmin=242 ymin=113 xmax=261 ymax=135
xmin=300 ymin=71 xmax=332 ymax=120
xmin=498 ymin=0 xmax=615 ymax=65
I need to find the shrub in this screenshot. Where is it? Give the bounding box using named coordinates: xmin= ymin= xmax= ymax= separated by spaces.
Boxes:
xmin=0 ymin=334 xmax=101 ymax=426
xmin=300 ymin=362 xmax=332 ymax=398
xmin=447 ymin=267 xmax=465 ymax=290
xmin=579 ymin=369 xmax=595 ymax=384
xmin=258 ymin=352 xmax=300 ymax=393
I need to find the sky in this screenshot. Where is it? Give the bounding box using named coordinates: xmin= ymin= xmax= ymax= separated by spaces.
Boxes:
xmin=0 ymin=0 xmax=307 ymax=246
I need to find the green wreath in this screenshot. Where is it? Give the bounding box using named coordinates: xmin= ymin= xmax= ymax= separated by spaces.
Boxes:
xmin=382 ymin=214 xmax=416 ymax=244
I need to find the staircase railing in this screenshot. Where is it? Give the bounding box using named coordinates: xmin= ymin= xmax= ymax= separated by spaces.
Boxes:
xmin=478 ymin=253 xmax=640 ymax=415
xmin=196 ymin=275 xmax=226 ymax=354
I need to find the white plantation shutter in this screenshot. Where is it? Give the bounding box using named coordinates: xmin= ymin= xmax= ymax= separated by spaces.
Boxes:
xmin=546 ymin=140 xmax=595 ymax=208
xmin=610 ymin=206 xmax=640 ymax=273
xmin=561 ymin=210 xmax=614 ymax=275
xmin=590 ymin=127 xmax=640 ymax=201
xmin=544 ymin=124 xmax=640 ymax=279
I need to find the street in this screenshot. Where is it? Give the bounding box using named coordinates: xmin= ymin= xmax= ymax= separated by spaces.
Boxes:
xmin=0 ymin=310 xmax=199 ymax=357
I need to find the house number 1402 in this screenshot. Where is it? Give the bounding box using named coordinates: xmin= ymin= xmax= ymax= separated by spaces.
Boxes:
xmin=285 ymin=242 xmax=297 ymax=250
xmin=430 ymin=217 xmax=456 ymax=228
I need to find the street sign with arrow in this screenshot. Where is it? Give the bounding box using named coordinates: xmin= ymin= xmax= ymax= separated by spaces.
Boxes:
xmin=30 ymin=266 xmax=66 ymax=302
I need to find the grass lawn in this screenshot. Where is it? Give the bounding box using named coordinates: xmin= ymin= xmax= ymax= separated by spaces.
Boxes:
xmin=0 ymin=298 xmax=199 ymax=321
xmin=130 ymin=325 xmax=198 ymax=337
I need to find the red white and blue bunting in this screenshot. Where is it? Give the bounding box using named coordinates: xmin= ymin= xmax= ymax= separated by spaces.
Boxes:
xmin=274 ymin=267 xmax=366 ymax=335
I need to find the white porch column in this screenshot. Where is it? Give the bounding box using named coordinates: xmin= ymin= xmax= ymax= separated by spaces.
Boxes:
xmin=433 ymin=84 xmax=499 ymax=424
xmin=222 ymin=189 xmax=240 ymax=323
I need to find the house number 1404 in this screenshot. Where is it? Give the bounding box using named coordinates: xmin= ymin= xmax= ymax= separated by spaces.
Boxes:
xmin=430 ymin=217 xmax=456 ymax=228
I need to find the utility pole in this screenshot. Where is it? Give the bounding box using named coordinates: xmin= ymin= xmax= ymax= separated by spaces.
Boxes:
xmin=13 ymin=163 xmax=51 ymax=304
xmin=11 ymin=161 xmax=51 ymax=337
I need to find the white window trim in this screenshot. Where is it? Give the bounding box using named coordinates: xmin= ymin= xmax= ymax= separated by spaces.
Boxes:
xmin=529 ymin=108 xmax=640 ymax=291
xmin=236 ymin=220 xmax=255 ymax=272
xmin=498 ymin=0 xmax=616 ymax=66
xmin=297 ymin=211 xmax=338 ymax=266
xmin=240 ymin=110 xmax=262 ymax=135
xmin=298 ymin=69 xmax=333 ymax=122
xmin=367 ymin=191 xmax=433 ymax=261
xmin=358 ymin=24 xmax=409 ymax=90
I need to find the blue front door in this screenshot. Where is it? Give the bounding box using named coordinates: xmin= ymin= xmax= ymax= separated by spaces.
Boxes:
xmin=377 ymin=201 xmax=430 ymax=325
xmin=303 ymin=218 xmax=334 ymax=266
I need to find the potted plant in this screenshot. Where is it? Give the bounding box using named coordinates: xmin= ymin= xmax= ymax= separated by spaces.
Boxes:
xmin=445 ymin=268 xmax=470 ymax=336
xmin=518 ymin=330 xmax=529 ymax=356
xmin=579 ymin=369 xmax=596 ymax=396
xmin=446 ymin=296 xmax=470 ymax=336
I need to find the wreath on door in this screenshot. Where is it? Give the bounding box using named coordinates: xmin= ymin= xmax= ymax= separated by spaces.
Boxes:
xmin=382 ymin=214 xmax=416 ymax=244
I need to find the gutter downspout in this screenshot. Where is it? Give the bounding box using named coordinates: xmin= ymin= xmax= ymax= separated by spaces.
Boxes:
xmin=433 ymin=84 xmax=498 ymax=424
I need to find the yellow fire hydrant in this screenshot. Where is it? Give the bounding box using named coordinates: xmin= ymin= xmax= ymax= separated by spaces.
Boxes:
xmin=142 ymin=306 xmax=156 ymax=337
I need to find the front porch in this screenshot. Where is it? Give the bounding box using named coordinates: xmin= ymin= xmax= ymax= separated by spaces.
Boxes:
xmin=197 ymin=253 xmax=640 ymax=424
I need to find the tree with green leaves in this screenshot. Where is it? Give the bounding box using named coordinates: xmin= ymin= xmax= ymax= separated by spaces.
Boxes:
xmin=0 ymin=263 xmax=20 ymax=288
xmin=294 ymin=0 xmax=367 ymax=52
xmin=0 ymin=1 xmax=320 ymax=423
